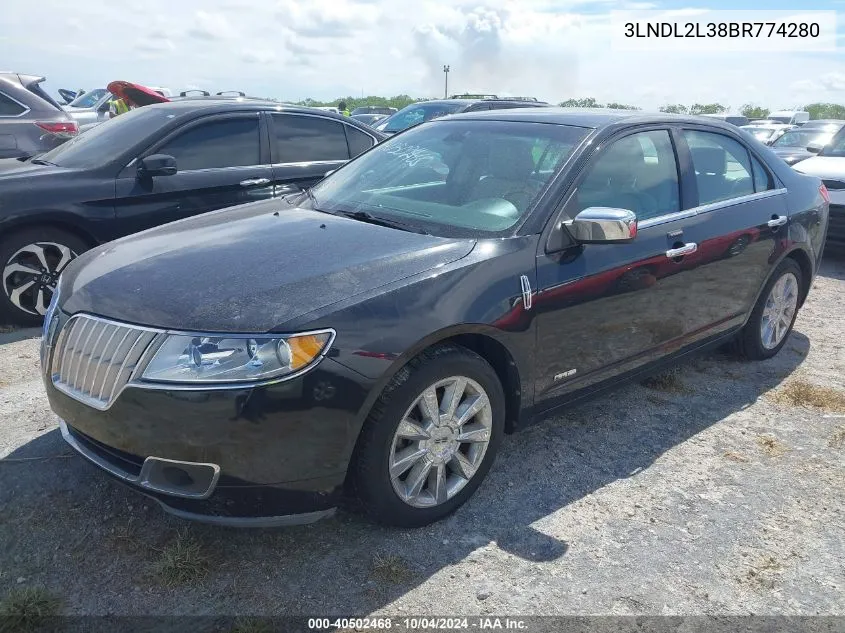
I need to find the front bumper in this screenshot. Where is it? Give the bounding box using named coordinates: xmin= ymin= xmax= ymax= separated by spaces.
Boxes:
xmin=47 ymin=355 xmax=374 ymax=526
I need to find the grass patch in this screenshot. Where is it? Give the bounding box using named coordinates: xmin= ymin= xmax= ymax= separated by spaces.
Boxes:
xmin=771 ymin=380 xmax=845 ymax=413
xmin=829 ymin=426 xmax=845 ymax=449
xmin=0 ymin=587 xmax=60 ymax=633
xmin=371 ymin=553 xmax=412 ymax=584
xmin=757 ymin=435 xmax=788 ymax=457
xmin=641 ymin=369 xmax=687 ymax=393
xmin=152 ymin=531 xmax=209 ymax=587
xmin=723 ymin=450 xmax=750 ymax=463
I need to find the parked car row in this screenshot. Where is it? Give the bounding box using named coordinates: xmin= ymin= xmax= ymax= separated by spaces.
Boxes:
xmin=38 ymin=109 xmax=829 ymax=527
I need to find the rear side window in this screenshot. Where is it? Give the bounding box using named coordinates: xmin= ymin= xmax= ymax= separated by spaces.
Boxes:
xmin=683 ymin=130 xmax=754 ymax=205
xmin=750 ymin=154 xmax=773 ymax=192
xmin=0 ymin=92 xmax=26 ymax=116
xmin=344 ymin=125 xmax=375 ymax=158
xmin=158 ymin=117 xmax=260 ymax=170
xmin=272 ymin=114 xmax=350 ymax=163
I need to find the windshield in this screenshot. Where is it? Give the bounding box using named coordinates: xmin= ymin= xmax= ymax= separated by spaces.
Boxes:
xmin=772 ymin=130 xmax=834 ymax=149
xmin=378 ymin=103 xmax=467 ymax=133
xmin=36 ymin=106 xmax=174 ymax=169
xmin=309 ymin=119 xmax=588 ymax=237
xmin=68 ymin=89 xmax=109 ymax=108
xmin=741 ymin=127 xmax=776 ymax=141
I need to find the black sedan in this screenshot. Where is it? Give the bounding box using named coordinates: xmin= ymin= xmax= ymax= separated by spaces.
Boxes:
xmin=43 ymin=109 xmax=828 ymax=528
xmin=0 ymin=100 xmax=382 ymax=325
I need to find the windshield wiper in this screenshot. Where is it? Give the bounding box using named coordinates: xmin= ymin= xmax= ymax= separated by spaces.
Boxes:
xmin=30 ymin=158 xmax=57 ymax=166
xmin=335 ymin=209 xmax=430 ymax=235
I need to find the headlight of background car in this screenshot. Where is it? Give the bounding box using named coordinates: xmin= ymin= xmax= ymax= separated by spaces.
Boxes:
xmin=141 ymin=330 xmax=333 ymax=383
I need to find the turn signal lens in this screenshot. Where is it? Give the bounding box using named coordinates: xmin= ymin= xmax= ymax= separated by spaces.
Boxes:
xmin=820 ymin=184 xmax=830 ymax=204
xmin=288 ymin=333 xmax=331 ymax=370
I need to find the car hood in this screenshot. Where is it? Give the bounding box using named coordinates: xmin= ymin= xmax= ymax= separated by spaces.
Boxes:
xmin=0 ymin=159 xmax=59 ymax=178
xmin=60 ymin=201 xmax=475 ymax=332
xmin=792 ymin=156 xmax=845 ymax=178
xmin=772 ymin=147 xmax=812 ymax=164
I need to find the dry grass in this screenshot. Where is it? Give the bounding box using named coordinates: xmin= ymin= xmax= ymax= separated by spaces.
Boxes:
xmin=757 ymin=435 xmax=789 ymax=458
xmin=0 ymin=587 xmax=61 ymax=633
xmin=829 ymin=426 xmax=845 ymax=449
xmin=742 ymin=554 xmax=783 ymax=590
xmin=770 ymin=380 xmax=845 ymax=413
xmin=152 ymin=531 xmax=209 ymax=587
xmin=723 ymin=451 xmax=750 ymax=463
xmin=371 ymin=553 xmax=412 ymax=584
xmin=641 ymin=369 xmax=687 ymax=393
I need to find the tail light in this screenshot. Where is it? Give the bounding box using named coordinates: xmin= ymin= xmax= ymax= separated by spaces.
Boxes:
xmin=820 ymin=183 xmax=830 ymax=204
xmin=34 ymin=120 xmax=79 ymax=138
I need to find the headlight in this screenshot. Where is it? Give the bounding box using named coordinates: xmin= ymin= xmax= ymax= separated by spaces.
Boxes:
xmin=140 ymin=330 xmax=334 ymax=384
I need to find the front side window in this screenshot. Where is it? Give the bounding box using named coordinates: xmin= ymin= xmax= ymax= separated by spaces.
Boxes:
xmin=572 ymin=130 xmax=680 ymax=221
xmin=822 ymin=129 xmax=845 ymax=157
xmin=0 ymin=92 xmax=26 ymax=116
xmin=750 ymin=154 xmax=773 ymax=192
xmin=684 ymin=130 xmax=754 ymax=205
xmin=68 ymin=88 xmax=109 ymax=109
xmin=310 ymin=120 xmax=588 ymax=236
xmin=158 ymin=117 xmax=260 ymax=171
xmin=272 ymin=114 xmax=349 ymax=163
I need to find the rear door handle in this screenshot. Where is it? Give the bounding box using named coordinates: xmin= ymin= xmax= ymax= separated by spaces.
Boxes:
xmin=239 ymin=178 xmax=271 ymax=188
xmin=767 ymin=215 xmax=788 ymax=228
xmin=666 ymin=242 xmax=697 ymax=258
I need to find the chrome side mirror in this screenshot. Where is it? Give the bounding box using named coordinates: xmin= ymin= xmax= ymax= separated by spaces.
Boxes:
xmin=564 ymin=207 xmax=638 ymax=244
xmin=806 ymin=142 xmax=824 ymax=154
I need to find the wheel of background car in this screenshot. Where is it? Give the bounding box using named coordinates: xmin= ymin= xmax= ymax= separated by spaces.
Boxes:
xmin=351 ymin=344 xmax=505 ymax=527
xmin=0 ymin=227 xmax=87 ymax=326
xmin=734 ymin=258 xmax=802 ymax=361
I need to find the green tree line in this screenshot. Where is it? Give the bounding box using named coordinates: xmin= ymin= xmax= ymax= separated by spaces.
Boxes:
xmin=291 ymin=95 xmax=845 ymax=121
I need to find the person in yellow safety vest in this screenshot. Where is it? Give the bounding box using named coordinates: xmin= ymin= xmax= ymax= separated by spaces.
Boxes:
xmin=108 ymin=97 xmax=130 ymax=118
xmin=338 ymin=101 xmax=350 ymax=117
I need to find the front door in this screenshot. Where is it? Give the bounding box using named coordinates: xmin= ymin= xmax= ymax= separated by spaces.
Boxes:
xmin=114 ymin=113 xmax=273 ymax=235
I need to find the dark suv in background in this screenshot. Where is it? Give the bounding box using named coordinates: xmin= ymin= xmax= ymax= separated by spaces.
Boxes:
xmin=0 ymin=99 xmax=383 ymax=325
xmin=0 ymin=72 xmax=78 ymax=159
xmin=373 ymin=97 xmax=550 ymax=136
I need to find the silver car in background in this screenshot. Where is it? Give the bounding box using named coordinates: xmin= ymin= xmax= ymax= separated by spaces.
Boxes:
xmin=0 ymin=72 xmax=78 ymax=159
xmin=63 ymin=88 xmax=112 ymax=129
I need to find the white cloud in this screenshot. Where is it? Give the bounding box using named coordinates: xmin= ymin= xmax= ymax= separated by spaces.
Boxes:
xmin=1 ymin=0 xmax=843 ymax=108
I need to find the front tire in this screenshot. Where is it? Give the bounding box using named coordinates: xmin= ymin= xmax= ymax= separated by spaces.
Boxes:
xmin=0 ymin=227 xmax=87 ymax=326
xmin=735 ymin=258 xmax=802 ymax=360
xmin=351 ymin=345 xmax=505 ymax=528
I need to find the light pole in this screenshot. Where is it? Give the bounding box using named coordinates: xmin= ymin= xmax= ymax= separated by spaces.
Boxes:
xmin=443 ymin=65 xmax=450 ymax=98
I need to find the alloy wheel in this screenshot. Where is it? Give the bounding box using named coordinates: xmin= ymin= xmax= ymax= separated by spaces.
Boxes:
xmin=389 ymin=376 xmax=493 ymax=508
xmin=760 ymin=272 xmax=798 ymax=350
xmin=2 ymin=242 xmax=75 ymax=316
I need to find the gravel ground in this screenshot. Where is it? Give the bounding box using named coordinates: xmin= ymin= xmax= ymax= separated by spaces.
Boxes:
xmin=0 ymin=258 xmax=843 ymax=628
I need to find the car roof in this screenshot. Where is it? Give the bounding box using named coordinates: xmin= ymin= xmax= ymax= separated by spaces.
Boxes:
xmin=444 ymin=107 xmax=745 ymax=130
xmin=143 ymin=98 xmax=366 ymax=121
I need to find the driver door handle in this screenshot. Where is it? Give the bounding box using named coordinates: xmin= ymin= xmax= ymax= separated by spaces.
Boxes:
xmin=666 ymin=242 xmax=697 ymax=258
xmin=768 ymin=215 xmax=788 ymax=228
xmin=239 ymin=178 xmax=270 ymax=188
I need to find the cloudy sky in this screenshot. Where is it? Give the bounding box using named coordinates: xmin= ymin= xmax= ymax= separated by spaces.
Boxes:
xmin=2 ymin=0 xmax=844 ymax=110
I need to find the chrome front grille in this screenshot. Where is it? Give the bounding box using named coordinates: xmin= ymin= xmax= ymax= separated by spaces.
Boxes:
xmin=50 ymin=314 xmax=159 ymax=410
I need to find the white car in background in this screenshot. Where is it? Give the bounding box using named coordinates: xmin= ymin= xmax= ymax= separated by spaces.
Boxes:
xmin=739 ymin=123 xmax=793 ymax=145
xmin=793 ymin=127 xmax=845 ymax=253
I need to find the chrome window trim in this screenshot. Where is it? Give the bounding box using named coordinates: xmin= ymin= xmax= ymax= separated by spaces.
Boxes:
xmin=0 ymin=90 xmax=31 ymax=118
xmin=49 ymin=313 xmax=336 ymax=408
xmin=638 ymin=188 xmax=788 ymax=229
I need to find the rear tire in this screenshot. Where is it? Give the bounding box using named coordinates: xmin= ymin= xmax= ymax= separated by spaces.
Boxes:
xmin=734 ymin=259 xmax=803 ymax=361
xmin=351 ymin=345 xmax=505 ymax=528
xmin=0 ymin=227 xmax=87 ymax=326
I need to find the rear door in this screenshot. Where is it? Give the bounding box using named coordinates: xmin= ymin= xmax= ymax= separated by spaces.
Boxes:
xmin=671 ymin=126 xmax=787 ymax=334
xmin=0 ymin=90 xmax=29 ymax=159
xmin=113 ymin=112 xmax=273 ymax=235
xmin=267 ymin=113 xmax=377 ymax=196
